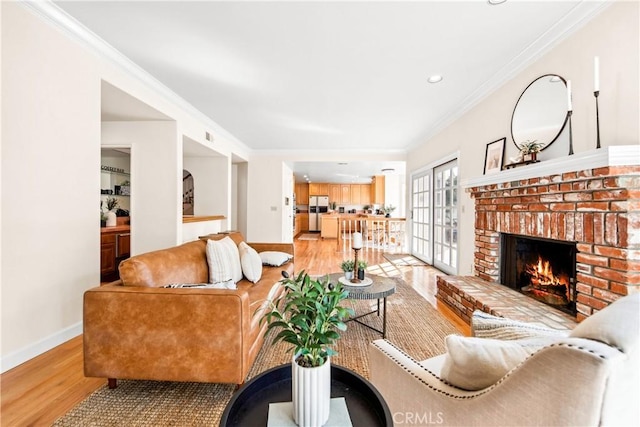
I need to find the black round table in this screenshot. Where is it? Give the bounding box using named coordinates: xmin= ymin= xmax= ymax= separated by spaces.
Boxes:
xmin=220 ymin=364 xmax=392 ymax=427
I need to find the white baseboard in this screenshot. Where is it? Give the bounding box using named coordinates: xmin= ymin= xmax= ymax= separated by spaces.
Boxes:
xmin=1 ymin=322 xmax=82 ymax=373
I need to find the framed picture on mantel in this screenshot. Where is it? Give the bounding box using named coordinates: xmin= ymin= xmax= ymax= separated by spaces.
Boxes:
xmin=484 ymin=137 xmax=505 ymax=174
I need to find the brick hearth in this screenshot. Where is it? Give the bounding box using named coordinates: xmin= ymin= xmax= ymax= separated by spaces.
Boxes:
xmin=464 ymin=147 xmax=640 ymax=322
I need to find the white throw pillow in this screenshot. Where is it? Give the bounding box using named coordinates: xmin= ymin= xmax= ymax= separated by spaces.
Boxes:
xmin=440 ymin=334 xmax=558 ymax=391
xmin=238 ymin=242 xmax=263 ymax=283
xmin=259 ymin=251 xmax=293 ymax=267
xmin=206 ymin=237 xmax=243 ymax=284
xmin=472 ymin=310 xmax=570 ymax=340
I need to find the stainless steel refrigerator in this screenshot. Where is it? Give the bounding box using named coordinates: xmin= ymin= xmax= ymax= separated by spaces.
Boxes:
xmin=308 ymin=195 xmax=329 ymax=232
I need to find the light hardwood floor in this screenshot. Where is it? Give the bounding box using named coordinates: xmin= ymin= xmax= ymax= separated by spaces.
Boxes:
xmin=0 ymin=236 xmax=468 ymax=426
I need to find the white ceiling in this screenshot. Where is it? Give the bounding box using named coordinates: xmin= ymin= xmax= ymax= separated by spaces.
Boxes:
xmin=56 ymin=0 xmax=607 ymax=181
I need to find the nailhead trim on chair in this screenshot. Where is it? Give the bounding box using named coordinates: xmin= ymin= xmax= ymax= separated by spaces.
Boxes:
xmin=373 ymin=339 xmax=615 ymax=399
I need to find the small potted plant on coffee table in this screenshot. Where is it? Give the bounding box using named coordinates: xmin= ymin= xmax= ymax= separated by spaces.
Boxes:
xmin=357 ymin=260 xmax=368 ymax=280
xmin=261 ymin=271 xmax=354 ymax=427
xmin=340 ymin=259 xmax=355 ymax=280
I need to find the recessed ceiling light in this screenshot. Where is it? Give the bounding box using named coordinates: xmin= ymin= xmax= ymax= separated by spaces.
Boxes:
xmin=338 ymin=162 xmax=348 ymax=165
xmin=427 ymin=75 xmax=443 ymax=84
xmin=487 ymin=0 xmax=507 ymax=4
xmin=381 ymin=168 xmax=395 ymax=174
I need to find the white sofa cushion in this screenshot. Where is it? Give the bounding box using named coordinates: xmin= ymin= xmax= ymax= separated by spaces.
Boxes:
xmin=238 ymin=242 xmax=263 ymax=283
xmin=440 ymin=334 xmax=558 ymax=391
xmin=570 ymin=293 xmax=640 ymax=353
xmin=206 ymin=237 xmax=243 ymax=284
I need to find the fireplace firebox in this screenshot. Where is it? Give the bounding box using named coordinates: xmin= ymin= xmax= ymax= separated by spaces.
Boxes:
xmin=501 ymin=234 xmax=577 ymax=316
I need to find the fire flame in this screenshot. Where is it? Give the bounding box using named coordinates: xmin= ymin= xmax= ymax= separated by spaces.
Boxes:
xmin=524 ymin=256 xmax=570 ymax=303
xmin=526 ymin=256 xmax=564 ymax=287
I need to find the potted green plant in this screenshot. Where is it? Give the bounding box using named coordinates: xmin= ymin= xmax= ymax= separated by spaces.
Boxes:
xmin=518 ymin=140 xmax=543 ymax=161
xmin=382 ymin=204 xmax=396 ymax=218
xmin=357 ymin=260 xmax=368 ymax=280
xmin=340 ymin=259 xmax=355 ymax=280
xmin=261 ymin=271 xmax=354 ymax=427
xmin=104 ymin=197 xmax=119 ymax=227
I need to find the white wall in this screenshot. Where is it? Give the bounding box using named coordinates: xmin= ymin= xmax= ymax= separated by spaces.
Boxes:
xmin=246 ymin=157 xmax=288 ymax=242
xmin=235 ymin=162 xmax=248 ymax=238
xmin=406 ymin=2 xmax=639 ymax=276
xmin=1 ymin=1 xmax=100 ymax=370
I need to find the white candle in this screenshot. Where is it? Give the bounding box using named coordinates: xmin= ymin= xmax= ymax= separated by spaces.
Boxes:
xmin=594 ymin=56 xmax=600 ymax=92
xmin=352 ymin=232 xmax=363 ymax=249
xmin=567 ymin=80 xmax=572 ymax=111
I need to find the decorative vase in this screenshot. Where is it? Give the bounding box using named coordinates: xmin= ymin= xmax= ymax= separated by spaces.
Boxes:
xmin=385 ymin=213 xmax=390 ymax=218
xmin=106 ymin=210 xmax=117 ymax=227
xmin=358 ymin=268 xmax=365 ymax=280
xmin=344 ymin=271 xmax=354 ymax=280
xmin=292 ymin=355 xmax=331 ymax=427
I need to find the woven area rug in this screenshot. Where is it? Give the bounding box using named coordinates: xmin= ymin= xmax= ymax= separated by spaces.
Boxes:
xmin=383 ymin=253 xmax=427 ymax=266
xmin=297 ymin=233 xmax=320 ymax=241
xmin=54 ymin=277 xmax=458 ymax=426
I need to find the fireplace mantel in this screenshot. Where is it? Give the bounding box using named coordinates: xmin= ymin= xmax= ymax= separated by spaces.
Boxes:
xmin=462 ymin=145 xmax=640 ymax=189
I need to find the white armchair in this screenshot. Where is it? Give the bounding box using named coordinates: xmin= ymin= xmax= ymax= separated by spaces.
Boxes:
xmin=369 ymin=293 xmax=640 ymax=426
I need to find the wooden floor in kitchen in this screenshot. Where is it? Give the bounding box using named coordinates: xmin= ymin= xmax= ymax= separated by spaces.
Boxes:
xmin=0 ymin=236 xmax=467 ymax=426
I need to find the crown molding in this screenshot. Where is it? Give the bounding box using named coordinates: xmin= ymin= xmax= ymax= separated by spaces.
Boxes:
xmin=407 ymin=0 xmax=612 ymax=152
xmin=19 ymin=0 xmax=248 ymax=151
xmin=461 ymin=145 xmax=640 ymax=189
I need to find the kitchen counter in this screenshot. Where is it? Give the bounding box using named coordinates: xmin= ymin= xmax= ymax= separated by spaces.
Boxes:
xmin=101 ymin=224 xmax=131 ymax=233
xmin=182 ymin=215 xmax=226 ymax=223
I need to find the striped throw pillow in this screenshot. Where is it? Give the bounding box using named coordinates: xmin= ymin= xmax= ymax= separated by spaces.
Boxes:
xmin=471 ymin=310 xmax=569 ymax=340
xmin=206 ymin=237 xmax=243 ymax=284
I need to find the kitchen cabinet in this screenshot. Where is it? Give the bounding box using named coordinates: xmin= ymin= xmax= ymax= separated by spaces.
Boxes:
xmin=100 ymin=234 xmax=117 ymax=277
xmin=298 ymin=213 xmax=309 ymax=232
xmin=117 ymin=233 xmax=131 ymax=258
xmin=295 ymin=183 xmax=309 ymax=204
xmin=321 ymin=215 xmax=338 ymax=239
xmin=329 ymin=184 xmax=341 ymax=205
xmin=340 ymin=185 xmax=351 ymax=204
xmin=360 ymin=184 xmax=372 ymax=205
xmin=371 ymin=175 xmax=385 ymax=205
xmin=101 ymin=226 xmax=131 ymax=282
xmin=350 ymin=185 xmax=361 ymax=204
xmin=309 ymin=183 xmax=329 ymax=196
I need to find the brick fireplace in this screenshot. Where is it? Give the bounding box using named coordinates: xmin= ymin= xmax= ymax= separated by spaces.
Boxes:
xmin=465 ymin=146 xmax=640 ymax=321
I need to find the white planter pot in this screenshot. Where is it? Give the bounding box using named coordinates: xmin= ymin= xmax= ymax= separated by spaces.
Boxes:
xmin=106 ymin=210 xmax=117 ymax=227
xmin=344 ymin=271 xmax=354 ymax=280
xmin=292 ymin=356 xmax=331 ymax=427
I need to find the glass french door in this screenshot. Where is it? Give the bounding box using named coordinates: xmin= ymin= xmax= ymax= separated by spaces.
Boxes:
xmin=411 ymin=172 xmax=431 ymax=263
xmin=411 ymin=159 xmax=458 ymax=274
xmin=433 ymin=161 xmax=458 ymax=274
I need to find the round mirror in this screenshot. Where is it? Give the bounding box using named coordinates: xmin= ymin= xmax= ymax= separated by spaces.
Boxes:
xmin=511 ymin=74 xmax=569 ymax=151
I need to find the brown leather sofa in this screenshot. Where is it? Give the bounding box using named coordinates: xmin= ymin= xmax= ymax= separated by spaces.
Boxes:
xmin=83 ymin=232 xmax=293 ymax=388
